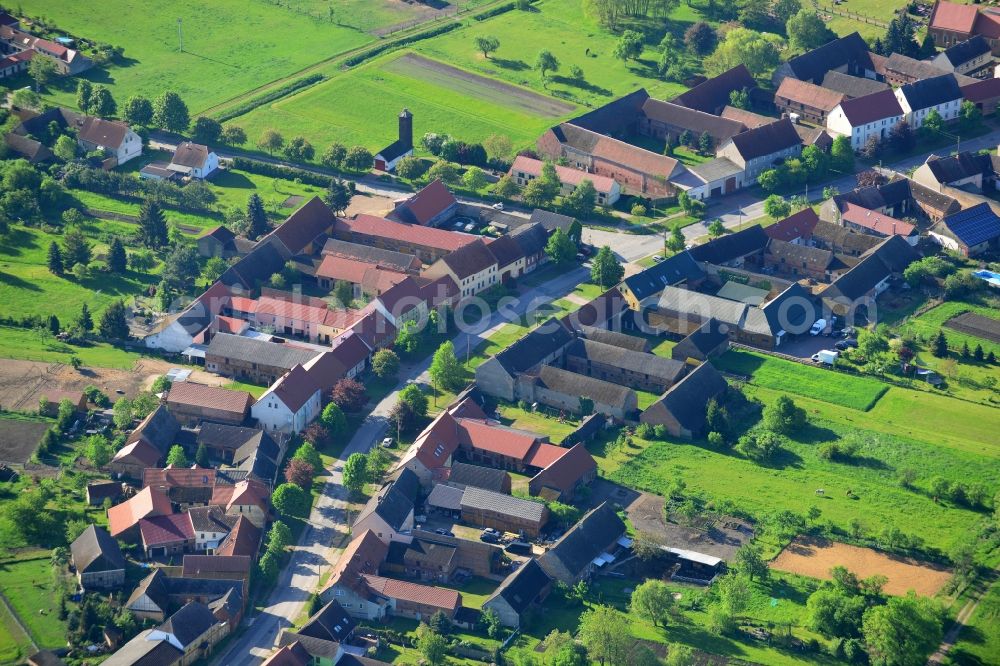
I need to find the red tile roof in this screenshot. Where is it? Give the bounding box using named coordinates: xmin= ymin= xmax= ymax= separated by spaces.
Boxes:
xmin=961 ymin=77 xmax=1000 ymax=103
xmin=338 ymin=215 xmax=478 ymax=252
xmin=139 ymin=513 xmax=195 ymax=547
xmin=395 ymin=179 xmax=457 ymax=225
xmin=267 ymin=364 xmax=320 ymax=412
xmin=111 ymin=440 xmax=161 ymax=468
xmin=108 ymin=487 xmax=172 ymax=537
xmin=227 ymin=479 xmax=271 ymax=511
xmin=510 ymin=156 xmax=618 ymax=194
xmin=321 ymin=530 xmax=389 ymax=597
xmin=166 ymin=382 xmax=254 ymax=415
xmin=837 ymin=89 xmax=904 ymax=126
xmin=930 ymin=0 xmax=979 ymax=33
xmin=214 ymin=316 xmax=250 ymax=335
xmin=215 ymin=515 xmax=262 ymax=557
xmin=144 ymin=467 xmax=217 ymax=490
xmin=530 ymin=443 xmax=597 ymax=496
xmin=456 ymin=418 xmax=539 ymax=460
xmin=775 ymin=78 xmax=844 ymax=112
xmin=841 ymin=202 xmax=916 ymax=236
xmin=765 ymin=208 xmax=820 ymax=242
xmin=360 ymin=574 xmax=461 ymax=611
xmin=316 ymin=255 xmax=378 ymax=283
xmin=524 ymin=442 xmax=569 ymax=469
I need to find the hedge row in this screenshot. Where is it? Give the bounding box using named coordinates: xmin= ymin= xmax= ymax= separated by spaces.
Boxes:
xmin=344 ymin=21 xmax=461 ymax=67
xmin=217 ymin=73 xmax=325 ymax=123
xmin=472 ymin=1 xmax=517 ymax=20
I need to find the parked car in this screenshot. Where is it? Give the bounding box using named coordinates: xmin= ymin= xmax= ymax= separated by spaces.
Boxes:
xmin=652 ymin=255 xmax=664 ymax=263
xmin=480 ymin=531 xmax=500 ymax=544
xmin=505 ymin=540 xmax=532 ymax=555
xmin=809 ymin=319 xmax=827 ymax=336
xmin=492 ymin=203 xmax=504 ymax=210
xmin=381 ymin=437 xmax=394 ymax=447
xmin=435 ymin=528 xmax=455 ymax=537
xmin=835 ymin=339 xmax=858 ymax=351
xmin=840 ymin=326 xmax=856 ymax=338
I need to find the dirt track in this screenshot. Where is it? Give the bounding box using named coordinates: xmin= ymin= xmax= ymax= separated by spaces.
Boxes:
xmin=770 ymin=537 xmax=951 ymax=596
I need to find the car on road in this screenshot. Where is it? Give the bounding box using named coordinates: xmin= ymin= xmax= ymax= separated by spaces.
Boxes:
xmin=652 ymin=255 xmax=664 ymax=262
xmin=492 ymin=203 xmax=504 ymax=210
xmin=809 ymin=319 xmax=827 ymax=336
xmin=835 ymin=339 xmax=858 ymax=351
xmin=435 ymin=528 xmax=455 ymax=537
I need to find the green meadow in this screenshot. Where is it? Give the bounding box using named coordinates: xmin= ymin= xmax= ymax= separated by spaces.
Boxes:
xmin=17 ymin=0 xmax=374 ymax=113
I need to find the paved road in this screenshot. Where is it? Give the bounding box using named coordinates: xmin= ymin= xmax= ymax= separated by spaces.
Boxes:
xmin=214 ymin=265 xmax=588 ymax=665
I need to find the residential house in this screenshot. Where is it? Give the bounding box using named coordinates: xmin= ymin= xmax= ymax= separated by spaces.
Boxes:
xmin=389 ymin=179 xmax=458 ymax=227
xmin=826 ymin=89 xmax=905 ymax=151
xmin=143 ymin=602 xmax=228 ymax=666
xmin=510 ymin=155 xmax=621 ymax=206
xmin=211 ymin=478 xmax=271 ymax=528
xmin=297 ymin=599 xmax=357 ymax=644
xmin=373 ymin=108 xmax=414 ymax=172
xmin=639 ymin=362 xmax=729 ymax=438
xmin=357 ymin=575 xmax=462 ymax=622
xmin=509 ymin=222 xmax=550 ymax=274
xmin=319 ymin=530 xmax=389 ymax=606
xmin=764 ymin=207 xmax=820 ymax=244
xmin=895 ymin=74 xmax=963 ymax=129
xmin=125 ymin=569 xmax=172 ymax=622
xmin=76 ymin=115 xmax=142 ymax=165
xmin=913 ymin=151 xmax=998 ymax=193
xmin=485 ymin=233 xmax=527 ymax=283
xmin=932 ymin=35 xmax=994 ymax=77
xmin=537 ymin=502 xmax=626 ymax=584
xmin=229 ymin=291 xmax=365 ymax=345
xmin=109 ymin=405 xmax=180 ymax=479
xmin=673 ymin=65 xmax=758 ymax=114
xmin=197 ymin=423 xmax=280 ymax=465
xmin=205 ymin=333 xmax=319 ymax=385
xmin=459 ymin=486 xmax=549 ymax=537
xmin=617 ymin=252 xmax=705 ymax=310
xmin=475 ymin=320 xmax=575 ymax=401
xmin=169 ymin=142 xmax=219 ymax=179
xmin=423 ymin=238 xmax=499 ymax=298
xmin=251 ymin=364 xmax=322 ymax=434
xmin=383 ymin=530 xmax=502 ymax=582
xmin=139 ymin=513 xmax=196 ymax=559
xmin=838 ymin=202 xmax=919 ymax=244
xmin=762 ymin=239 xmax=846 ymax=281
xmin=107 ymin=486 xmax=173 ymax=540
xmin=689 ymin=224 xmax=769 ymax=268
xmin=0 ymin=24 xmax=93 ymax=75
xmin=181 ymin=555 xmax=252 ymax=585
xmin=774 ymin=78 xmax=844 ymax=124
xmin=333 ymin=214 xmax=477 ymax=264
xmin=187 ymin=506 xmax=239 ymax=553
xmin=519 ymin=365 xmax=638 ymax=420
xmin=70 ymin=525 xmax=125 ymax=590
xmin=142 ymin=281 xmax=233 ymax=354
xmin=670 ymin=318 xmax=731 ymax=363
xmin=527 ymin=443 xmax=597 ymax=501
xmin=101 ymin=629 xmax=183 ymax=666
xmin=929 ymin=201 xmax=1000 ymax=255
xmin=771 ymin=32 xmax=875 ymax=85
xmin=819 ymin=235 xmax=920 ymax=315
xmin=215 ymin=515 xmax=262 ymax=557
xmin=315 ymin=254 xmax=407 ymax=297
xmin=716 ymin=118 xmax=802 ymax=187
xmin=144 ymin=467 xmax=222 ymax=510
xmin=263 ymin=641 xmax=313 ymax=666
xmin=353 ymin=469 xmax=420 ymax=544
xmin=483 ymin=559 xmax=552 ymax=628
xmin=927 ymin=0 xmax=1000 ymax=53
xmin=166 ymin=382 xmax=254 ymax=427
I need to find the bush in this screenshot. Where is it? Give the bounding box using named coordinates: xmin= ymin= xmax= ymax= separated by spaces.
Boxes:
xmin=217 ymin=74 xmax=324 ymax=123
xmin=635 ymin=423 xmax=654 ymax=439
xmin=653 ymin=424 xmax=668 ymax=440
xmin=631 ymin=203 xmax=648 ymax=216
xmin=707 ymin=431 xmax=725 ymax=447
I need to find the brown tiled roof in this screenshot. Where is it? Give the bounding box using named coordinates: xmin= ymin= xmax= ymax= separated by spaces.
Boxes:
xmin=457 ymin=418 xmax=540 ymax=460
xmin=144 ymin=467 xmax=217 ymax=490
xmin=171 ymin=142 xmax=211 ymax=169
xmin=529 ymin=443 xmax=596 ymax=496
xmin=719 ymin=106 xmax=772 ymax=128
xmin=321 ymin=239 xmax=421 ymax=273
xmin=837 ymin=89 xmax=904 ymax=126
xmin=672 ymin=65 xmax=757 ymax=113
xmin=640 ymin=99 xmax=746 ymax=142
xmin=270 ymin=197 xmax=335 ymax=256
xmin=728 ymin=118 xmax=802 ymax=160
xmin=438 ymin=238 xmax=498 ymax=279
xmin=266 ymin=364 xmax=320 ymax=412
xmin=775 ymin=78 xmax=844 ymax=112
xmin=360 ymin=574 xmax=461 ymax=611
xmin=961 ymin=77 xmax=1000 ymax=102
xmin=394 ymin=179 xmax=457 ymax=225
xmin=77 ymin=116 xmax=130 ymax=150
xmin=930 ymin=0 xmax=979 ymax=33
xmin=339 ymin=214 xmax=478 ymax=252
xmin=765 ymin=207 xmax=820 ymax=242
xmin=841 ymin=202 xmax=916 ymax=236
xmin=215 ymin=515 xmax=262 ymax=556
xmin=139 ymin=513 xmax=194 ymax=546
xmin=550 ymin=123 xmax=681 ymax=178
xmin=166 ymin=382 xmax=254 ymax=415
xmin=182 ymin=554 xmax=252 ymax=577
xmin=320 ymin=530 xmax=388 ymax=598
xmin=108 ymin=486 xmax=172 ymax=537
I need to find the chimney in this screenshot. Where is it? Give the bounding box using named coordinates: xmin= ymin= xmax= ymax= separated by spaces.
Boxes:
xmin=399 ymin=108 xmax=413 ymax=150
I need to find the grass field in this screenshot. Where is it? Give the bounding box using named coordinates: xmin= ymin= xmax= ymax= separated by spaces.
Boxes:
xmin=0 ymin=597 xmax=31 ymax=666
xmin=233 ymin=49 xmax=570 ymax=154
xmin=17 ymin=0 xmax=374 ymax=113
xmin=899 ymin=300 xmax=1000 ymax=358
xmin=713 ymin=349 xmax=889 ymax=411
xmin=0 ymin=557 xmax=67 ymax=649
xmin=0 ymin=325 xmax=140 ymax=369
xmin=948 ymin=581 xmax=1000 ymax=665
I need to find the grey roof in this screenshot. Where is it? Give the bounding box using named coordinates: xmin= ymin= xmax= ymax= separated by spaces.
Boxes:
xmin=510 ymin=222 xmax=549 ymax=257
xmin=298 ymin=600 xmax=356 ymax=643
xmin=897 ymin=73 xmax=963 ymax=110
xmin=126 ymin=569 xmax=169 ymax=614
xmin=726 ymin=118 xmax=802 ymax=161
xmin=567 ymin=338 xmax=686 ymax=383
xmin=885 ymin=52 xmax=952 ymax=82
xmin=766 ymin=238 xmax=835 ymax=270
xmin=657 ymin=286 xmax=748 ymax=329
xmin=538 ymin=502 xmax=625 ymax=581
xmin=158 ymin=602 xmax=218 ymax=648
xmin=569 ymin=88 xmax=649 ymax=134
xmin=101 ymin=629 xmax=182 ymax=666
xmin=71 ymin=524 xmax=125 ymax=573
xmin=536 ymin=366 xmax=635 ymax=410
xmin=356 ymin=468 xmax=419 ymax=532
xmin=278 ymin=630 xmax=342 ymax=660
xmin=820 ymin=253 xmax=891 ymax=301
xmin=820 ymin=71 xmax=889 ymax=98
xmin=940 ymin=35 xmax=991 ymax=67
xmin=924 ymin=151 xmax=994 ymax=184
xmin=640 ymin=99 xmax=746 ymax=143
xmin=672 ymin=318 xmax=730 ymax=359
xmin=220 ymin=241 xmax=286 ymax=289
xmin=761 ymin=282 xmax=817 ymax=333
xmin=438 ymin=239 xmax=498 ymax=279
xmin=866 ymin=234 xmax=920 ymax=273
xmin=186 ymin=506 xmax=237 ymax=533
xmin=448 ymin=462 xmax=510 ymax=493
xmin=488 ymin=234 xmax=525 ymax=269
xmin=578 ymin=325 xmax=648 ymax=352
xmin=321 ymin=238 xmax=419 ymax=273
xmin=461 ymin=486 xmax=547 ymax=523
xmin=645 ymin=362 xmax=728 ymax=433
xmin=427 ymin=483 xmax=464 ymax=511
xmin=529 ymin=209 xmax=576 ymax=233
xmin=672 ymin=65 xmax=757 ymax=113
xmin=620 ymin=251 xmax=704 ymax=302
xmin=689 ymin=225 xmax=769 ymax=265
xmin=171 ymin=142 xmax=212 ymax=169
xmin=689 ymin=157 xmax=744 ymax=182
xmin=206 ymin=333 xmax=318 ymax=370
xmin=127 ymin=404 xmax=180 ymax=454
xmin=810 ymin=220 xmax=883 ymax=254
xmin=784 ymin=32 xmax=873 ymax=83
xmin=486 ymin=559 xmax=551 ymax=614
xmin=493 ymin=320 xmax=573 ymax=375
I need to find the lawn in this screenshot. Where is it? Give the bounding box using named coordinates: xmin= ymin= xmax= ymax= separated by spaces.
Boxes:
xmin=232 ymin=49 xmax=568 ymax=155
xmin=17 ymin=0 xmax=375 ymax=114
xmin=0 ymin=597 xmax=31 ymax=666
xmin=496 ymin=402 xmax=580 ymax=442
xmin=713 ymin=349 xmax=888 ymax=411
xmin=412 ymin=0 xmax=688 ymax=108
xmin=223 ymin=380 xmax=269 ymax=399
xmin=898 ymin=300 xmax=1000 ymax=359
xmin=0 ymin=557 xmax=68 ymax=649
xmin=0 ymin=325 xmax=139 ymax=369
xmin=948 ymin=580 xmax=1000 ymax=665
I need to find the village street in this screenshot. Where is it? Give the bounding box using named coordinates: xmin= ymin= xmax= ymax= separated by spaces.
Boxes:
xmin=214 ymin=264 xmax=588 ymax=664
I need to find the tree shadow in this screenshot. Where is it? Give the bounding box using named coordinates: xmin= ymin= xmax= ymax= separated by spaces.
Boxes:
xmin=492 ymin=57 xmax=529 ymax=71
xmin=211 ymin=170 xmax=255 ymax=190
xmin=792 ymin=422 xmax=838 ymax=444
xmin=0 ymin=227 xmax=37 ymax=258
xmin=0 ymin=270 xmax=42 ymax=291
xmin=550 ymin=75 xmax=612 ymax=96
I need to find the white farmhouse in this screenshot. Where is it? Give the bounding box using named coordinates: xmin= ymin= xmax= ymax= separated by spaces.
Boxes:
xmin=894 ymin=74 xmax=963 ymax=130
xmin=251 ymin=364 xmax=321 ymax=434
xmin=826 ymin=89 xmax=904 ymax=151
xmin=169 ymin=141 xmax=220 ymax=179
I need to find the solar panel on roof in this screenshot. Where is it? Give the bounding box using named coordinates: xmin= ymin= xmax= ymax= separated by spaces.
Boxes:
xmin=946 ymin=204 xmax=1000 ymax=246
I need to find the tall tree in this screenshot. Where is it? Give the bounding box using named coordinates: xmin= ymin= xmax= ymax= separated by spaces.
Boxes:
xmin=47 ymin=241 xmax=64 ymax=275
xmin=578 ymin=606 xmax=631 ymax=666
xmin=220 ymin=125 xmax=247 ymax=146
xmin=685 ymin=21 xmax=717 ymax=56
xmin=787 ymin=10 xmax=837 ymax=52
xmin=562 ymin=179 xmax=597 ymax=218
xmin=535 ymin=49 xmax=560 ymax=80
xmin=63 ymin=228 xmax=92 ymax=267
xmin=122 ymin=95 xmax=154 ymax=126
xmin=430 ymin=341 xmax=464 ymax=392
xmin=28 ymin=55 xmax=59 ymax=90
xmin=614 ymin=30 xmax=645 ymax=61
xmin=89 ymin=86 xmax=117 ymax=118
xmin=590 ymin=246 xmax=624 ymax=288
xmin=324 ymin=178 xmax=352 ymax=215
xmin=344 ymin=146 xmax=373 ymax=171
xmin=192 ymin=116 xmax=223 ymax=145
xmin=107 ymin=237 xmax=127 ymax=273
xmin=257 ymin=128 xmax=284 ymax=155
xmin=630 ymin=579 xmax=674 ymax=627
xmin=98 ymin=300 xmax=130 ymax=340
xmin=705 ymin=28 xmax=783 ymax=77
xmin=78 ymin=303 xmax=94 ymax=332
xmin=138 ymin=200 xmax=168 ymax=248
xmin=862 ymin=593 xmax=943 ymax=666
xmin=153 ymin=91 xmax=190 ymax=132
xmin=246 ymin=193 xmax=269 ymax=240
xmin=546 ymin=228 xmax=577 ymax=265
xmin=76 ymin=80 xmax=93 ymax=113
xmin=343 ymin=452 xmax=370 ymax=495
xmin=474 ymin=34 xmax=501 ymax=59
xmin=161 ymin=245 xmax=200 ymax=293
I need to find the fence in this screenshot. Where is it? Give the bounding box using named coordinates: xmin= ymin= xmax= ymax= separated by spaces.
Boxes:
xmin=817 ymin=3 xmax=889 ymax=28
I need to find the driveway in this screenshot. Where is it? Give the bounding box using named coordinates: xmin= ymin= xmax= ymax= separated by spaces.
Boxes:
xmin=213 ymin=265 xmax=588 ymax=665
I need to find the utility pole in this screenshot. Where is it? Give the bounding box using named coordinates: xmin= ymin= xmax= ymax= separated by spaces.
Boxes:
xmin=177 ymin=18 xmax=183 ymax=52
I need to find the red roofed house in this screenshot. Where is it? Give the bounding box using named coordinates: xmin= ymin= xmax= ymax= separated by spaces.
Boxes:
xmin=389 ymin=179 xmax=458 ymax=226
xmin=109 ymin=405 xmax=180 ymax=480
xmin=319 ymin=529 xmax=389 ymax=605
xmin=168 ymin=141 xmax=219 ymax=180
xmin=333 ymin=214 xmax=478 ymax=264
xmin=138 ymin=513 xmax=195 ymax=559
xmin=961 ymin=78 xmax=1000 ymax=116
xmin=396 ymin=398 xmax=488 ymax=486
xmin=165 ymin=382 xmax=254 ymax=427
xmin=108 ymin=486 xmax=173 ymax=540
xmin=211 ymin=479 xmax=271 ymax=528
xmin=928 ymin=0 xmax=1000 ymax=53
xmin=215 ymin=515 xmax=262 ymax=557
xmin=252 ymin=364 xmax=322 ymax=434
xmin=764 ymin=208 xmax=820 ymax=244
xmin=422 ymin=238 xmax=499 ymax=299
xmin=75 ymin=115 xmax=142 ymax=166
xmin=838 ymin=202 xmax=918 ymax=244
xmin=510 ymin=156 xmax=621 ymax=206
xmin=361 ymin=574 xmax=462 ymax=621
xmin=774 ymin=78 xmax=845 ymax=125
xmin=315 ymin=254 xmax=408 ymax=298
xmin=826 ymin=89 xmax=905 ymax=151
xmin=527 ymin=443 xmax=597 ymax=501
